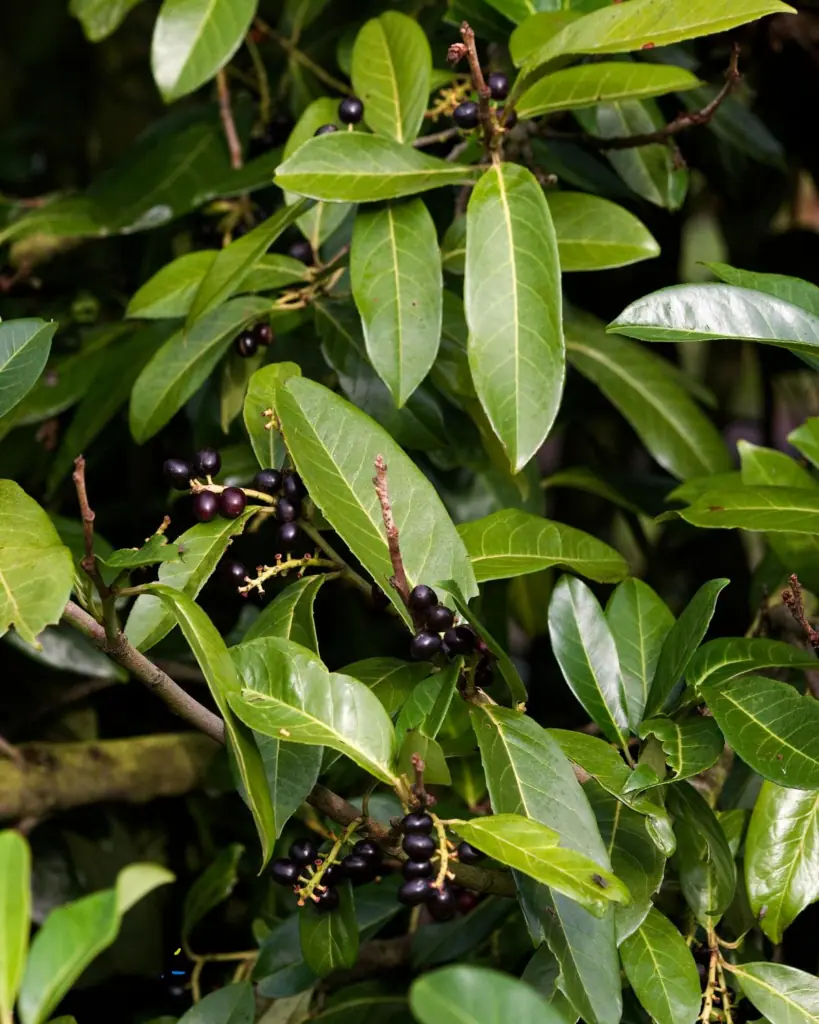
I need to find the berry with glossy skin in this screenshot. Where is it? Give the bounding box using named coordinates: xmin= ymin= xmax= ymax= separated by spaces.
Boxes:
xmin=194 ymin=447 xmax=221 ymax=478
xmin=314 ymin=886 xmax=340 ymax=912
xmin=353 ymin=840 xmax=383 ymax=866
xmin=253 ymin=322 xmax=274 ymax=346
xmin=341 ymin=854 xmax=377 ymax=885
xmin=321 ymin=862 xmax=345 ymax=886
xmin=193 ymin=491 xmax=219 ymax=522
xmin=409 ymin=584 xmax=438 ymax=613
xmin=427 ymin=885 xmax=457 ymax=922
xmin=164 ymin=458 xmax=192 ymax=491
xmin=453 ymin=101 xmax=479 ymax=130
xmin=220 ymin=486 xmax=247 ymax=519
xmin=457 ymin=841 xmax=485 ymax=865
xmin=271 ymin=858 xmax=299 ymax=886
xmin=234 ymin=330 xmax=258 ymax=358
xmin=456 ymin=889 xmax=479 ymax=914
xmin=403 ymin=833 xmax=436 ymax=861
xmin=282 ymin=471 xmax=307 ymax=500
xmin=402 ymin=811 xmax=434 ymax=834
xmin=403 ymin=859 xmax=434 ymax=880
xmin=444 ymin=625 xmax=476 ymax=655
xmin=314 ymin=123 xmax=339 ymax=136
xmin=487 ymin=71 xmax=509 ymax=100
xmin=498 ymin=107 xmax=518 ymax=129
xmin=276 ymin=496 xmax=300 ymax=522
xmin=254 ymin=468 xmax=282 ymax=494
xmin=289 ymin=838 xmax=319 ymax=867
xmin=426 ymin=604 xmax=454 ymax=632
xmin=339 ymin=96 xmax=364 ymax=124
xmin=398 ymin=878 xmax=432 ymax=906
xmin=410 ymin=631 xmax=442 ymax=661
xmin=288 ymin=239 xmax=314 ymax=264
xmin=278 ymin=522 xmax=300 ymax=549
xmin=222 ymin=559 xmax=247 ymax=587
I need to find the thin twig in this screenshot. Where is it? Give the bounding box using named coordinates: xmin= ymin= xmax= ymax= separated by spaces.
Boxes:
xmin=459 ymin=22 xmax=496 ymax=158
xmin=245 ymin=33 xmax=271 ymax=128
xmin=410 ymin=753 xmax=428 ymax=807
xmin=373 ymin=455 xmax=411 ymax=607
xmin=254 ymin=18 xmax=352 ymax=95
xmin=414 ymin=126 xmax=461 ymax=149
xmin=298 ymin=520 xmax=372 ymax=597
xmin=216 ymin=69 xmax=243 ymax=170
xmin=782 ymin=573 xmax=819 ymax=649
xmin=72 ymin=456 xmax=107 ymax=595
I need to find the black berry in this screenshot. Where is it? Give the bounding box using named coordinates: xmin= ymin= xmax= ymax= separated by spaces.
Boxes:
xmin=288 ymin=239 xmax=314 ymax=264
xmin=254 ymin=468 xmax=282 ymax=494
xmin=314 ymin=886 xmax=340 ymax=912
xmin=427 ymin=885 xmax=456 ymax=922
xmin=475 ymin=658 xmax=494 ymax=688
xmin=453 ymin=101 xmax=479 ymax=130
xmin=398 ymin=878 xmax=432 ymax=906
xmin=192 ymin=491 xmax=219 ymax=522
xmin=341 ymin=854 xmax=377 ymax=885
xmin=444 ymin=625 xmax=476 ymax=655
xmin=271 ymin=858 xmax=299 ymax=886
xmin=403 ymin=859 xmax=434 ymax=880
xmin=253 ymin=322 xmax=274 ymax=346
xmin=457 ymin=841 xmax=485 ymax=865
xmin=410 ymin=631 xmax=442 ymax=661
xmin=321 ymin=862 xmax=344 ymax=886
xmin=338 ymin=96 xmax=364 ymax=124
xmin=402 ymin=811 xmax=434 ymax=835
xmin=498 ymin=107 xmax=518 ymax=129
xmin=193 ymin=447 xmax=221 ymax=478
xmin=282 ymin=471 xmax=307 ymax=500
xmin=426 ymin=605 xmax=454 ymax=632
xmin=220 ymin=486 xmax=247 ymax=519
xmin=222 ymin=559 xmax=247 ymax=587
xmin=487 ymin=71 xmax=509 ymax=100
xmin=278 ymin=522 xmax=300 ymax=549
xmin=276 ymin=496 xmax=299 ymax=522
xmin=234 ymin=330 xmax=258 ymax=358
xmin=353 ymin=840 xmax=383 ymax=866
xmin=289 ymin=838 xmax=319 ymax=867
xmin=456 ymin=890 xmax=479 ymax=914
xmin=314 ymin=123 xmax=338 ymax=136
xmin=409 ymin=585 xmax=438 ymax=613
xmin=403 ymin=833 xmax=436 ymax=861
xmin=164 ymin=458 xmax=192 ymax=491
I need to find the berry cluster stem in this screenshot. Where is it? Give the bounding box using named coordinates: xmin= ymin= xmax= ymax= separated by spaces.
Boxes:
xmin=431 ymin=814 xmax=453 ymax=890
xmin=297 ymin=819 xmax=360 ymax=905
xmin=373 ymin=455 xmax=411 ymax=608
xmin=190 ymin=480 xmax=275 ymax=505
xmin=238 ymin=553 xmax=338 ymax=596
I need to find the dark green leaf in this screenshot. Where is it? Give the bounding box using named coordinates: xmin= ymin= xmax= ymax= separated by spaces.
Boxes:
xmin=341 ymin=658 xmax=430 ymax=718
xmin=101 ymin=532 xmax=182 ymax=570
xmin=242 ymin=574 xmax=329 ymax=652
xmin=176 ymin=983 xmax=254 ymax=1024
xmin=686 ymin=637 xmax=818 ymax=692
xmin=726 ymin=962 xmax=819 ymax=1024
xmin=0 ymin=319 xmax=57 ymax=418
xmin=255 ymin=729 xmax=322 ymax=842
xmin=243 ymin=362 xmax=301 ymax=472
xmin=708 ymin=262 xmax=819 ymax=316
xmin=510 ymin=11 xmax=584 ymax=66
xmin=789 ymin=418 xmax=819 ymax=467
xmin=299 ymin=882 xmax=358 ymax=976
xmin=619 ymin=908 xmax=701 ymax=1024
xmin=398 ymin=730 xmax=451 ymax=785
xmin=0 ymin=831 xmax=29 ymax=1024
xmin=637 ymin=717 xmax=723 ymax=785
xmin=410 ymin=965 xmax=567 ymax=1024
xmin=4 ymin=624 xmax=126 ymax=681
xmin=678 ymin=485 xmax=819 ymax=533
xmin=69 ymin=0 xmax=144 ymax=41
xmin=182 ymin=844 xmax=244 ymax=942
xmin=546 ymin=191 xmax=660 ymax=271
xmin=411 ymin=895 xmax=512 ymax=968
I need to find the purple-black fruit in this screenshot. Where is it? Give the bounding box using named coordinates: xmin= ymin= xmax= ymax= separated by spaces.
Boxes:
xmin=220 ymin=486 xmax=247 ymax=519
xmin=164 ymin=458 xmax=192 ymax=491
xmin=192 ymin=491 xmax=219 ymax=522
xmin=193 ymin=447 xmax=221 ymax=477
xmin=403 ymin=833 xmax=436 ymax=862
xmin=289 ymin=838 xmax=318 ymax=867
xmin=271 ymin=858 xmax=299 ymax=886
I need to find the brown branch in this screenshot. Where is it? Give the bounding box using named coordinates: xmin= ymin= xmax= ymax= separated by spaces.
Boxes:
xmin=0 ymin=734 xmax=23 ymax=768
xmin=459 ymin=22 xmax=496 ymax=157
xmin=782 ymin=573 xmax=819 ymax=649
xmin=373 ymin=455 xmax=411 ymax=607
xmin=414 ymin=126 xmax=461 ymax=149
xmin=217 ymin=69 xmax=243 ymax=170
xmin=411 ymin=752 xmax=428 ymax=807
xmin=72 ymin=455 xmax=109 ymax=598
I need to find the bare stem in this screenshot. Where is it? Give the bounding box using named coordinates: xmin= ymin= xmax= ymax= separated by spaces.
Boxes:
xmin=373 ymin=455 xmax=411 ymax=607
xmin=414 ymin=126 xmax=461 ymax=149
xmin=459 ymin=22 xmax=495 ymax=157
xmin=782 ymin=573 xmax=819 ymax=649
xmin=254 ymin=19 xmax=352 ymax=95
xmin=245 ymin=33 xmax=271 ymax=128
xmin=216 ymin=69 xmax=243 ymax=170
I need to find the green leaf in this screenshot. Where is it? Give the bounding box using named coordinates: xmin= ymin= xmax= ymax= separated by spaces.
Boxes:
xmin=255 ymin=728 xmax=322 ymax=842
xmin=458 ymin=508 xmax=628 ymax=584
xmin=342 ymin=658 xmax=430 ymax=718
xmin=398 ymin=730 xmax=451 ymax=784
xmin=129 ymin=296 xmax=270 ymax=443
xmin=566 ymin=312 xmax=730 ymax=480
xmin=789 ymin=418 xmax=819 ymax=467
xmin=519 ymin=62 xmax=700 ymax=120
xmin=440 ymin=216 xmax=466 ymax=275
xmin=0 ymin=319 xmax=57 ymax=418
xmin=701 ymin=675 xmax=819 ymax=789
xmin=187 ymin=202 xmax=310 ymax=328
xmin=546 ymin=191 xmax=659 ymax=271
xmin=5 ymin=624 xmax=126 ymax=681
xmin=453 ymin=814 xmax=629 ymax=912
xmin=149 ymin=586 xmax=278 ymax=864
xmin=745 ymin=782 xmax=819 ymax=943
xmin=548 ymin=575 xmax=629 ymax=748
xmin=0 ymin=482 xmax=74 ymax=647
xmin=276 ymin=377 xmax=476 ymax=625
xmin=465 ymin=162 xmax=564 ymax=472
xmin=678 ymin=485 xmax=819 ymax=533
xmin=228 ymin=637 xmax=398 ymax=785
xmin=177 ymin=983 xmax=254 ymax=1024
xmin=686 ymin=637 xmax=818 ymax=692
xmin=351 ymin=11 xmax=431 ymax=143
xmin=69 ymin=0 xmax=145 ymax=41
xmin=637 ymin=717 xmax=724 ymax=785
xmin=299 ymin=882 xmax=359 ymax=977
xmin=18 ymin=863 xmax=173 ymax=1024
xmin=645 ymin=578 xmax=729 ymax=718
xmin=242 ymin=574 xmax=329 ymax=653
xmin=0 ymin=831 xmax=30 ymax=1024
xmin=126 ymin=512 xmax=254 ymax=651
xmin=182 ymin=844 xmax=243 ymax=943
xmin=243 ymin=362 xmax=301 ymax=472
xmin=740 ymin=438 xmax=817 ymax=489
xmin=275 ymin=133 xmax=478 ymax=203
xmin=410 ymin=965 xmax=567 ymax=1024
xmin=101 ymin=532 xmax=182 ymax=571
xmin=707 ymin=262 xmax=819 ymax=316
xmin=619 ymin=908 xmax=701 ymax=1024
xmin=726 ymin=962 xmax=819 ymax=1024
xmin=510 ymin=11 xmax=584 ymax=66
xmin=151 ymin=0 xmax=257 ymax=103
xmin=350 ymin=199 xmax=442 ymax=406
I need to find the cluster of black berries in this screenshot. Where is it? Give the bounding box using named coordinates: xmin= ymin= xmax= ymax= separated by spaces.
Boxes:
xmin=164 ymin=448 xmax=248 ymax=524
xmin=314 ymin=95 xmax=365 ymax=139
xmin=452 ymin=72 xmax=517 ymax=131
xmin=254 ymin=466 xmax=307 ymax=551
xmin=271 ymin=835 xmax=383 ymax=914
xmin=234 ymin=320 xmax=274 ymax=359
xmin=407 ymin=584 xmax=474 ymax=661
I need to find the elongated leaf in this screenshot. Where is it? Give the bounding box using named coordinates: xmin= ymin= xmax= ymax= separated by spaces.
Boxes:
xmin=255 ymin=728 xmax=322 ymax=842
xmin=351 ymin=11 xmax=431 ymax=143
xmin=637 ymin=717 xmax=723 ymax=785
xmin=0 ymin=319 xmax=57 ymax=418
xmin=465 ymin=162 xmax=564 ymax=472
xmin=275 ymin=133 xmax=478 ymax=203
xmin=151 ymin=0 xmax=257 ymax=102
xmin=243 ymin=362 xmax=301 ymax=472
xmin=702 ymin=675 xmax=819 ymax=789
xmin=606 ymin=578 xmax=675 ymax=730
xmin=0 ymin=482 xmax=74 ymax=646
xmin=177 ymin=983 xmax=254 ymax=1024
xmin=243 ymin=574 xmax=329 ymax=652
xmin=620 ymin=908 xmax=701 ymax=1024
xmin=566 ymin=313 xmax=730 ymax=480
xmin=149 ymin=586 xmax=278 ymax=863
xmin=741 ymin=439 xmax=817 ymax=489
xmin=745 ymin=782 xmax=819 ymax=943
xmin=276 ymin=377 xmax=476 ymax=625
xmin=726 ymin=962 xmax=819 ymax=1024
xmin=70 ymin=0 xmax=144 ymax=41
xmin=709 ymin=262 xmax=819 ymax=316
xmin=351 ymin=199 xmax=442 ymax=406
xmin=100 ymin=534 xmax=181 ymax=571
xmin=410 ymin=965 xmax=567 ymax=1024
xmin=182 ymin=844 xmax=244 ymax=942
xmin=0 ymin=831 xmax=30 ymax=1024
xmin=228 ymin=637 xmax=398 ymax=785
xmin=679 ymin=486 xmax=819 ymax=533
xmin=518 ymin=62 xmax=701 ymax=119
xmin=645 ymin=578 xmax=729 ymax=718
xmin=790 ymin=418 xmax=819 ymax=468
xmin=299 ymin=882 xmax=358 ymax=976
xmin=546 ymin=191 xmax=659 ymax=271
xmin=686 ymin=637 xmax=817 ymax=692
xmin=458 ymin=508 xmax=627 ymax=584
xmin=342 ymin=658 xmax=430 ymax=718
xmin=549 ymin=575 xmax=629 ymax=747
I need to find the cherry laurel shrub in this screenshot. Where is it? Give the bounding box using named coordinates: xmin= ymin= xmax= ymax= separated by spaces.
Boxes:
xmin=3 ymin=0 xmax=819 ymax=1021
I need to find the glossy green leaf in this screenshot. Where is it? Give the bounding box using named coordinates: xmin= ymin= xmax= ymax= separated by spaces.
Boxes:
xmin=342 ymin=658 xmax=430 ymax=718
xmin=0 ymin=319 xmax=57 ymax=419
xmin=678 ymin=486 xmax=819 ymax=533
xmin=637 ymin=717 xmax=723 ymax=785
xmin=351 ymin=199 xmax=442 ymax=406
xmin=410 ymin=965 xmax=567 ymax=1024
xmin=5 ymin=624 xmax=126 ymax=682
xmin=645 ymin=578 xmax=729 ymax=718
xmin=275 ymin=133 xmax=478 ymax=203
xmin=243 ymin=574 xmax=329 ymax=653
xmin=276 ymin=377 xmax=476 ymax=625
xmin=182 ymin=844 xmax=244 ymax=942
xmin=741 ymin=438 xmax=817 ymax=489
xmin=686 ymin=637 xmax=818 ymax=692
xmin=465 ymin=162 xmax=564 ymax=472
xmin=790 ymin=418 xmax=819 ymax=467
xmin=126 ymin=511 xmax=253 ymax=651
xmin=243 ymin=362 xmax=301 ymax=472
xmin=129 ymin=296 xmax=269 ymax=443
xmin=708 ymin=262 xmax=819 ymax=316
xmin=458 ymin=508 xmax=628 ymax=584
xmin=177 ymin=983 xmax=254 ymax=1024
xmin=745 ymin=782 xmax=819 ymax=943
xmin=100 ymin=533 xmax=181 ymax=571
xmin=546 ymin=191 xmax=659 ymax=272
xmin=0 ymin=482 xmax=74 ymax=647
xmin=228 ymin=637 xmax=398 ymax=785
xmin=566 ymin=312 xmax=730 ymax=480
xmin=519 ymin=944 xmax=577 ymax=1023
xmin=19 ymin=863 xmax=173 ymax=1024
xmin=510 ymin=11 xmax=584 ymax=66
xmin=619 ymin=908 xmax=701 ymax=1024
xmin=726 ymin=962 xmax=819 ymax=1024
xmin=548 ymin=575 xmax=629 ymax=747
xmin=0 ymin=831 xmax=30 ymax=1024
xmin=299 ymin=882 xmax=358 ymax=976
xmin=351 ymin=11 xmax=431 ymax=143
xmin=440 ymin=216 xmax=466 ymax=275
xmin=255 ymin=727 xmax=322 ymax=842
xmin=702 ymin=675 xmax=819 ymax=789
xmin=606 ymin=578 xmax=675 ymax=730
xmin=69 ymin=0 xmax=144 ymax=41
xmin=398 ymin=729 xmax=451 ymax=785
xmin=151 ymin=0 xmax=257 ymax=102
